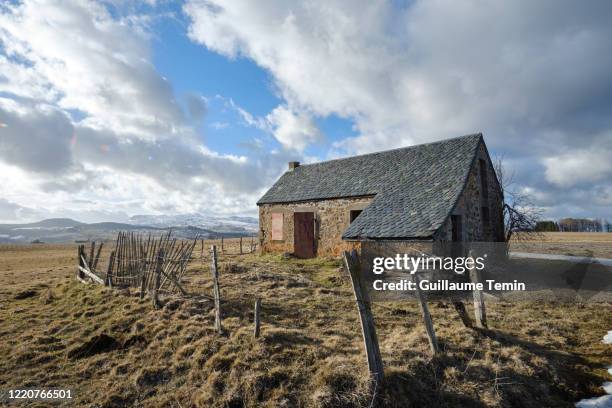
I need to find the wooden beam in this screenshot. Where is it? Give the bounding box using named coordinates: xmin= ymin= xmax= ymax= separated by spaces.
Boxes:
xmin=468 ymin=250 xmax=487 ymax=328
xmin=254 ymin=298 xmax=261 ymax=338
xmin=343 ymin=250 xmax=384 ymax=383
xmin=211 ymin=245 xmax=222 ymax=333
xmin=412 ymin=273 xmax=439 ymax=355
xmin=78 ymin=265 xmax=105 ymax=285
xmin=93 ymin=242 xmax=104 ymax=272
xmin=452 ymin=301 xmax=472 ymax=328
xmin=160 ymin=266 xmax=187 ymax=296
xmin=76 ymin=245 xmax=84 ymax=281
xmin=106 ymin=250 xmax=115 ymax=287
xmin=89 ymin=241 xmax=95 ymax=267
xmin=152 ymin=249 xmax=164 ymax=309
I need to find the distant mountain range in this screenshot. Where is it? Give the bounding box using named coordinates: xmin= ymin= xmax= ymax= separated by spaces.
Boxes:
xmin=0 ymin=215 xmax=258 ymax=244
xmin=128 ymin=213 xmax=258 ymax=233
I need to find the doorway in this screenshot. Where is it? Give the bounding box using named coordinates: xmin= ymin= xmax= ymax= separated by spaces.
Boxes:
xmin=294 ymin=212 xmax=315 ymax=258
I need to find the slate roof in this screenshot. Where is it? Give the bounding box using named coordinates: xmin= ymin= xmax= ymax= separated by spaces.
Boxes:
xmin=257 ymin=133 xmax=484 ymax=240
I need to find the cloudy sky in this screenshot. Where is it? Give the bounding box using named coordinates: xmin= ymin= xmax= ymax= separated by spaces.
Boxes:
xmin=0 ymin=0 xmax=611 ymax=224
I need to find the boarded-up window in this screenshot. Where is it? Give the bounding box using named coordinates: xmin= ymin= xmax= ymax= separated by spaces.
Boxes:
xmin=271 ymin=213 xmax=283 ymax=240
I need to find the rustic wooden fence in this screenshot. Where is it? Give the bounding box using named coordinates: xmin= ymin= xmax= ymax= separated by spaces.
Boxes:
xmin=198 ymin=235 xmax=258 ymax=257
xmin=76 ymin=234 xmax=489 ymax=403
xmin=75 ymin=235 xmax=264 ymax=337
xmin=342 ymin=248 xmax=488 ymax=390
xmin=76 ymin=232 xmax=198 ymax=302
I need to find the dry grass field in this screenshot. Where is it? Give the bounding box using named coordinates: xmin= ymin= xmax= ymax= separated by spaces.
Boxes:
xmin=0 ymin=235 xmax=611 ymax=407
xmin=511 ymin=232 xmax=612 ymax=259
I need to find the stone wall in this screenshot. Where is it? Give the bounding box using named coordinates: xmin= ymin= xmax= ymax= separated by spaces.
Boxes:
xmin=435 ymin=143 xmax=505 ymax=242
xmin=258 ymin=196 xmax=374 ymax=257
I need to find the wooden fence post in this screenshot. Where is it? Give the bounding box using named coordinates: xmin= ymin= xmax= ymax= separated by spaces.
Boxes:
xmin=211 ymin=245 xmax=222 ymax=333
xmin=412 ymin=274 xmax=439 ymax=355
xmin=343 ymin=250 xmax=384 ymax=384
xmin=453 ymin=301 xmax=472 ymax=328
xmin=254 ymin=298 xmax=261 ymax=338
xmin=152 ymin=249 xmax=164 ymax=309
xmin=221 ymin=236 xmax=224 ymax=253
xmin=89 ymin=242 xmax=95 ymax=268
xmin=240 ymin=237 xmax=243 ymax=254
xmin=93 ymin=242 xmax=104 ymax=272
xmin=468 ymin=250 xmax=487 ymax=328
xmin=140 ymin=269 xmax=147 ymax=299
xmin=106 ymin=250 xmax=115 ymax=288
xmin=76 ymin=245 xmax=89 ymax=283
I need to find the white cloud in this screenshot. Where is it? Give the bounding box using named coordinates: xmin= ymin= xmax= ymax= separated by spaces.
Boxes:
xmin=0 ymin=0 xmax=293 ymax=222
xmin=265 ymin=105 xmax=322 ymax=152
xmin=185 ymin=0 xmax=612 ymax=219
xmin=544 ymin=148 xmax=612 ymax=187
xmin=0 ymin=0 xmax=185 ymax=139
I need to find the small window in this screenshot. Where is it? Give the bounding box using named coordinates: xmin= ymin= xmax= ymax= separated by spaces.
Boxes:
xmin=451 ymin=215 xmax=462 ymax=242
xmin=481 ymin=206 xmax=490 ymax=228
xmin=271 ymin=213 xmax=283 ymax=240
xmin=349 ymin=210 xmax=362 ymax=223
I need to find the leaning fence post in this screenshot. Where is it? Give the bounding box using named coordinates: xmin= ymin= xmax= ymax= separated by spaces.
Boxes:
xmin=254 ymin=298 xmax=261 ymax=338
xmin=93 ymin=242 xmax=104 ymax=272
xmin=343 ymin=250 xmax=384 ymax=384
xmin=452 ymin=301 xmax=472 ymax=328
xmin=413 ymin=274 xmax=439 ymax=355
xmin=106 ymin=250 xmax=115 ymax=288
xmin=76 ymin=245 xmax=83 ymax=281
xmin=89 ymin=241 xmax=95 ymax=268
xmin=468 ymin=249 xmax=487 ymax=328
xmin=211 ymin=245 xmax=222 ymax=333
xmin=152 ymin=249 xmax=164 ymax=309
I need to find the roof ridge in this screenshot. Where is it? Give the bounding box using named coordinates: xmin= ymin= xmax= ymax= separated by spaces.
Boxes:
xmin=296 ymin=132 xmax=482 ymax=168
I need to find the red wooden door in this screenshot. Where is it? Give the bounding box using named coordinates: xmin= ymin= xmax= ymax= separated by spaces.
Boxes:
xmin=293 ymin=212 xmax=315 ymax=258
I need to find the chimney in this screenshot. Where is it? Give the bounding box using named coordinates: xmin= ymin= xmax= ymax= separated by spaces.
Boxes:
xmin=288 ymin=161 xmax=300 ymax=171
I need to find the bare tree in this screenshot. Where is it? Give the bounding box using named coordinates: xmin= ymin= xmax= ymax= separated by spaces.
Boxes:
xmin=493 ymin=156 xmax=543 ymax=242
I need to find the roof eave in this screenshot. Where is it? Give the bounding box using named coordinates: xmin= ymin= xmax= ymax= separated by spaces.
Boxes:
xmin=342 ymin=235 xmax=435 ymax=242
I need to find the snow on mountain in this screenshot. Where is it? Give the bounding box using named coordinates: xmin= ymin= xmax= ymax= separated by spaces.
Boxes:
xmin=128 ymin=214 xmax=258 ymax=233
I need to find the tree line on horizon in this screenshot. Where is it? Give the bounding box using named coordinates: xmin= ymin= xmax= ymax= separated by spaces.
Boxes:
xmin=535 ymin=218 xmax=612 ymax=232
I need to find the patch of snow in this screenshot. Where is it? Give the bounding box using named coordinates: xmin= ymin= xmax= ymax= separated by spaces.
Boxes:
xmin=576 ymin=335 xmax=612 ymax=407
xmin=576 ymin=394 xmax=612 ymax=408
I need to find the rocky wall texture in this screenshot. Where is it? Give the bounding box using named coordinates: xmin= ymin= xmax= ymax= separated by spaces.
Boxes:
xmin=436 ymin=143 xmax=505 ymax=242
xmin=258 ymin=196 xmax=373 ymax=257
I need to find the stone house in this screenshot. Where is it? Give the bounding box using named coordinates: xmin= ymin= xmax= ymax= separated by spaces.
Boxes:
xmin=257 ymin=134 xmax=504 ymax=258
